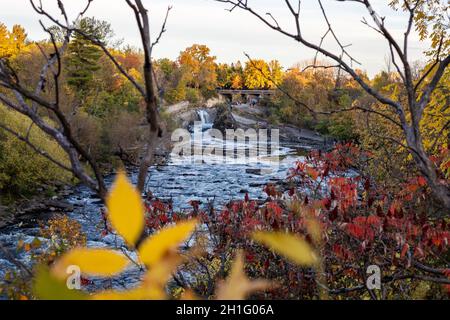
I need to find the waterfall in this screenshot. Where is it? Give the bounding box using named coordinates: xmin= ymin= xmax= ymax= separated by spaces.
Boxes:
xmin=196 ymin=109 xmax=213 ymax=131
xmin=198 ymin=109 xmax=210 ymax=125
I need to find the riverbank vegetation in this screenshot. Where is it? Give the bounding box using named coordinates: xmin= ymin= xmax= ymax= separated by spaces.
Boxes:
xmin=0 ymin=0 xmax=448 ymax=300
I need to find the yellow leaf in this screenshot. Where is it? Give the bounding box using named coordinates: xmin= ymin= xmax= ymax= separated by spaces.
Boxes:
xmin=52 ymin=248 xmax=129 ymax=279
xmin=305 ymin=215 xmax=322 ymax=244
xmin=106 ymin=171 xmax=144 ymax=246
xmin=93 ymin=254 xmax=183 ymax=301
xmin=113 ymin=287 xmax=162 ymax=301
xmin=253 ymin=231 xmax=319 ymax=266
xmin=144 ymin=252 xmax=183 ymax=286
xmin=216 ymin=251 xmax=272 ymax=300
xmin=34 ymin=266 xmax=88 ymax=300
xmin=140 ymin=250 xmax=187 ymax=300
xmin=138 ymin=220 xmax=197 ymax=267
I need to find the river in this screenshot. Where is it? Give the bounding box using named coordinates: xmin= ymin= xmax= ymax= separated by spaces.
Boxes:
xmin=0 ymin=109 xmax=315 ymax=293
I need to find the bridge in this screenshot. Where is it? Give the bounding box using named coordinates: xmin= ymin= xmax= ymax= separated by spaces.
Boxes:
xmin=216 ymin=89 xmax=276 ymax=103
xmin=217 ymin=89 xmax=276 ymax=98
xmin=217 ymin=89 xmax=276 ymax=95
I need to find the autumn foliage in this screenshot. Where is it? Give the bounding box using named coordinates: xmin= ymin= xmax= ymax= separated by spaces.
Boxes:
xmin=1 ymin=1 xmax=449 ymax=301
xmin=23 ymin=142 xmax=448 ymax=300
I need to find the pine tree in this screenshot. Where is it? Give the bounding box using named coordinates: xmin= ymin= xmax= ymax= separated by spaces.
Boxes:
xmin=66 ymin=18 xmax=112 ymax=92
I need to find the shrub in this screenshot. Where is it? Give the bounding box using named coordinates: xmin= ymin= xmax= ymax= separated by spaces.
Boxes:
xmin=103 ymin=110 xmax=144 ymax=163
xmin=185 ymin=87 xmax=201 ymax=104
xmin=164 ymin=84 xmax=187 ymax=104
xmin=0 ymin=105 xmax=71 ymax=196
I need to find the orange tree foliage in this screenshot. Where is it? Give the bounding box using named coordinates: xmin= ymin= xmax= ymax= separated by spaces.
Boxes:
xmin=0 ymin=23 xmax=28 ymax=61
xmin=178 ymin=44 xmax=217 ymax=96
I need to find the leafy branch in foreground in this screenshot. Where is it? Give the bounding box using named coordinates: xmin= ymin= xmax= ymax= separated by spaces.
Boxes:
xmin=33 ymin=172 xmax=314 ymax=300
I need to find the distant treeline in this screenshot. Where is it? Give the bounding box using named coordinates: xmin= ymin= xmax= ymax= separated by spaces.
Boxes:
xmin=0 ymin=18 xmax=448 ymax=198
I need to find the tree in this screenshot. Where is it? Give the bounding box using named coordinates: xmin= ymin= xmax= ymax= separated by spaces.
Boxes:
xmin=244 ymin=59 xmax=270 ymax=89
xmin=268 ymin=60 xmax=283 ymax=89
xmin=155 ymin=58 xmax=175 ymax=81
xmin=242 ymin=59 xmax=283 ymax=89
xmin=216 ymin=63 xmax=232 ymax=88
xmin=0 ymin=0 xmax=171 ymax=199
xmin=0 ymin=23 xmax=27 ymax=61
xmin=230 ymin=74 xmax=243 ymax=89
xmin=215 ymin=0 xmax=450 ymax=209
xmin=178 ymin=44 xmax=217 ymax=94
xmin=154 ymin=57 xmax=177 ymax=98
xmin=66 ymin=17 xmax=113 ymax=92
xmin=230 ymin=61 xmax=244 ymax=89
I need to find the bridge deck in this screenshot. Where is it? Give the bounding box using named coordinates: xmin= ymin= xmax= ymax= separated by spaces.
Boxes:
xmin=216 ymin=89 xmax=276 ymax=95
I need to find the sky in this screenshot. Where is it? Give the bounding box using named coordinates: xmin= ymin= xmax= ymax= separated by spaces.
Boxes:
xmin=1 ymin=0 xmax=428 ymax=76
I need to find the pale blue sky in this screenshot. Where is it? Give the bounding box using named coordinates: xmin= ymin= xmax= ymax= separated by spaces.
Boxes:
xmin=1 ymin=0 xmax=428 ymax=76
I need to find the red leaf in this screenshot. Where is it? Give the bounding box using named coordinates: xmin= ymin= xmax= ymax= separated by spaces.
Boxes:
xmin=346 ymin=223 xmax=365 ymax=239
xmin=376 ymin=205 xmax=384 ymax=217
xmin=288 ymin=188 xmax=295 ymax=197
xmin=306 ymin=167 xmax=319 ymax=180
xmin=322 ymin=198 xmax=332 ymax=210
xmin=417 ymin=176 xmax=427 ymax=187
xmin=401 ymin=243 xmax=409 ymax=258
xmin=267 ymin=202 xmax=283 ymax=218
xmin=364 ymin=178 xmax=371 ymax=191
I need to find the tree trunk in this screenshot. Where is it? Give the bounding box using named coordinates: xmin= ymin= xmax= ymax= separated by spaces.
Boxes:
xmin=137 ymin=128 xmax=159 ymax=192
xmin=405 ymin=127 xmax=450 ymax=210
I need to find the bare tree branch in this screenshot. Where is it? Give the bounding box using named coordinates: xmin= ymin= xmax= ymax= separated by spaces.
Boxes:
xmin=20 ymin=0 xmax=171 ymax=197
xmin=125 ymin=0 xmax=164 ymax=192
xmin=244 ymin=53 xmax=403 ymax=129
xmin=215 ymin=0 xmax=450 ymax=209
xmin=0 ymin=122 xmax=72 ymax=172
xmin=30 ymin=0 xmax=147 ymax=98
xmin=151 ymin=6 xmax=172 ymax=50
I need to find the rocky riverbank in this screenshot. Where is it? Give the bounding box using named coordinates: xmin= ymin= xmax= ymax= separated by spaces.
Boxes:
xmin=214 ymin=102 xmax=333 ymax=150
xmin=0 ymin=144 xmax=172 ymax=231
xmin=0 ymin=185 xmax=76 ymax=229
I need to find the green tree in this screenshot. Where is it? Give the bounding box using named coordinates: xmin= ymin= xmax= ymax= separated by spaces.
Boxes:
xmin=66 ymin=17 xmax=113 ymax=92
xmin=216 ymin=63 xmax=232 ymax=88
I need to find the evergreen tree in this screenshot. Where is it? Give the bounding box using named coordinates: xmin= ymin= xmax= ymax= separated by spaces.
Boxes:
xmin=66 ymin=17 xmax=113 ymax=92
